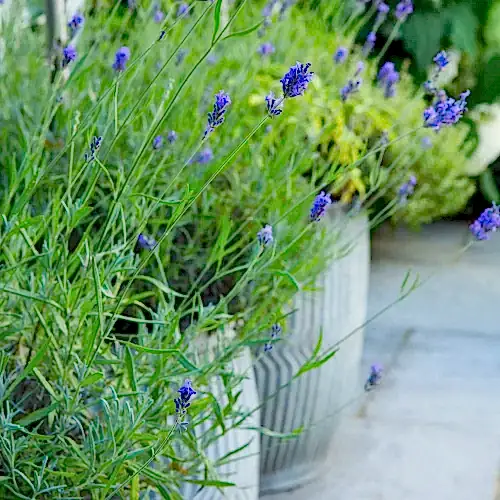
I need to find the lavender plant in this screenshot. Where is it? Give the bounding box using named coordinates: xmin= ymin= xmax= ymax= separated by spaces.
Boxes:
xmin=0 ymin=0 xmax=485 ymax=498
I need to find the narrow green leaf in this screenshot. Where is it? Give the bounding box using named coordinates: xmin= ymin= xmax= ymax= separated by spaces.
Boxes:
xmin=86 ymin=257 xmax=104 ymax=362
xmin=222 ymin=20 xmax=263 ymax=41
xmin=313 ymin=329 xmax=323 ymax=358
xmin=247 ymin=426 xmax=303 ymax=440
xmin=119 ymin=341 xmax=200 ymax=372
xmin=400 ymin=270 xmax=412 ymax=294
xmin=16 ymin=402 xmax=59 ymax=426
xmin=33 ymin=368 xmax=59 ymax=400
xmin=0 ymin=286 xmax=64 ymax=311
xmin=212 ymin=0 xmax=223 ymax=45
xmin=269 ymin=269 xmax=300 ymax=291
xmin=209 ymin=394 xmax=225 ymax=433
xmin=184 ymin=479 xmax=235 ymax=488
xmin=215 ymin=440 xmax=252 ymax=465
xmin=81 ymin=372 xmax=104 ymax=388
xmin=130 ymin=193 xmax=182 ymax=205
xmin=134 ymin=275 xmax=186 ymax=297
xmin=125 ymin=346 xmax=138 ymax=392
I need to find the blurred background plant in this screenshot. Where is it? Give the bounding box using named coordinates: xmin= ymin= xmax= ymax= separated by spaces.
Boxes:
xmin=312 ymin=0 xmax=500 ymax=212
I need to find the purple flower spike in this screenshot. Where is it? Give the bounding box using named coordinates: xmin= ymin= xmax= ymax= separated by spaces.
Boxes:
xmin=138 ymin=234 xmax=157 ymax=250
xmin=310 ymin=191 xmax=332 ymax=222
xmin=257 ymin=224 xmax=273 ymax=247
xmin=398 ymin=175 xmax=417 ymax=204
xmin=265 ymin=91 xmax=283 ymax=117
xmin=152 ymin=135 xmax=163 ymax=150
xmin=364 ymin=32 xmax=376 ymax=55
xmin=204 ymin=90 xmax=231 ymax=137
xmin=154 ymin=9 xmax=165 ymax=23
xmin=264 ymin=323 xmax=282 ymax=352
xmin=168 ymin=130 xmax=177 ymax=143
xmin=174 ymin=379 xmax=196 ymax=430
xmin=378 ymin=62 xmax=399 ymax=98
xmin=112 ymin=46 xmax=130 ymax=72
xmin=424 ymin=89 xmax=470 ymax=130
xmin=340 ymin=78 xmax=362 ymax=101
xmin=334 ymin=46 xmax=348 ymax=64
xmin=68 ymin=12 xmax=84 ymax=33
xmin=259 ymin=42 xmax=275 ymax=56
xmin=62 ymin=45 xmax=77 ymax=66
xmin=469 ymin=204 xmax=500 ymax=241
xmin=364 ymin=363 xmax=383 ymax=391
xmin=280 ymin=62 xmax=314 ymax=98
xmin=85 ymin=136 xmax=102 ymax=162
xmin=433 ymin=50 xmax=449 ymax=69
xmin=395 ymin=0 xmax=413 ymax=20
xmin=177 ymin=2 xmax=189 ymax=18
xmin=196 ymin=147 xmax=214 ymax=164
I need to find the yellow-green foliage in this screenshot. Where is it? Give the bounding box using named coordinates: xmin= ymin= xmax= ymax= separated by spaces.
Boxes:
xmin=243 ymin=7 xmax=476 ymax=225
xmin=303 ymin=56 xmax=475 ymax=225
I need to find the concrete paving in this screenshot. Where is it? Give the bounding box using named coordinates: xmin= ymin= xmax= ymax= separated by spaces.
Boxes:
xmin=262 ymin=222 xmax=500 ymax=500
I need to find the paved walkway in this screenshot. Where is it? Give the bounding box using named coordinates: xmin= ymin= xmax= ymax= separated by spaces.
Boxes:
xmin=263 ymin=222 xmax=500 ymax=500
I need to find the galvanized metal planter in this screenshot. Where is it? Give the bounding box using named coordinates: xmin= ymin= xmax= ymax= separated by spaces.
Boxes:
xmin=255 ymin=208 xmax=370 ymax=494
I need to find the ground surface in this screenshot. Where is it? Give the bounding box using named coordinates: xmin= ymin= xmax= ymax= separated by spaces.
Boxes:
xmin=262 ymin=222 xmax=500 ymax=500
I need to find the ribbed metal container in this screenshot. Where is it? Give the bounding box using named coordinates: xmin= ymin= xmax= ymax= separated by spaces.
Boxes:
xmin=255 ymin=208 xmax=370 ymax=494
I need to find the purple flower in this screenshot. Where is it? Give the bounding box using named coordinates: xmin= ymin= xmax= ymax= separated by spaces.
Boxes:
xmin=68 ymin=12 xmax=84 ymax=33
xmin=62 ymin=45 xmax=77 ymax=66
xmin=424 ymin=89 xmax=470 ymax=130
xmin=398 ymin=175 xmax=417 ymax=203
xmin=377 ymin=2 xmax=389 ymax=14
xmin=469 ymin=204 xmax=500 ymax=241
xmin=433 ymin=50 xmax=449 ymax=69
xmin=152 ymin=135 xmax=163 ymax=150
xmin=257 ymin=224 xmax=273 ymax=247
xmin=265 ymin=91 xmax=283 ymax=117
xmin=112 ymin=46 xmax=130 ymax=72
xmin=264 ymin=323 xmax=282 ymax=352
xmin=174 ymin=379 xmax=196 ymax=429
xmin=262 ymin=0 xmax=279 ymax=17
xmin=364 ymin=363 xmax=383 ymax=391
xmin=204 ymin=90 xmax=231 ymax=137
xmin=378 ymin=61 xmax=395 ymax=81
xmin=334 ymin=46 xmax=348 ymax=64
xmin=395 ymin=0 xmax=413 ymax=20
xmin=310 ymin=191 xmax=332 ymax=222
xmin=138 ymin=234 xmax=157 ymax=250
xmin=258 ymin=42 xmax=275 ymax=56
xmin=168 ymin=130 xmax=177 ymax=143
xmin=154 ymin=9 xmax=165 ymax=23
xmin=196 ymin=147 xmax=214 ymax=164
xmin=340 ymin=78 xmax=362 ymax=101
xmin=177 ymin=2 xmax=189 ymax=18
xmin=363 ymin=32 xmax=376 ymax=55
xmin=85 ymin=136 xmax=102 ymax=162
xmin=279 ymin=0 xmax=295 ymax=17
xmin=378 ymin=61 xmax=399 ymax=98
xmin=207 ymin=53 xmax=218 ymax=65
xmin=280 ymin=62 xmax=314 ymax=98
